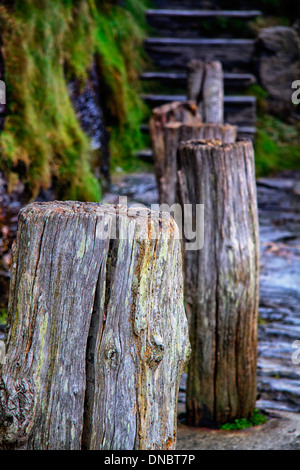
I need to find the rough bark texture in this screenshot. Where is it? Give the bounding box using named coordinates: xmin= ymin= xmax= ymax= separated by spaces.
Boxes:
xmin=202 ymin=61 xmax=224 ymax=124
xmin=0 ymin=201 xmax=190 ymax=450
xmin=177 ymin=139 xmax=259 ymax=426
xmin=152 ymin=120 xmax=237 ymax=206
xmin=145 ymin=38 xmax=255 ymax=71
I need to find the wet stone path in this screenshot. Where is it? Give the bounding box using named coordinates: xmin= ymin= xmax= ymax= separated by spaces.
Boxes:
xmin=254 ymin=176 xmax=300 ymax=414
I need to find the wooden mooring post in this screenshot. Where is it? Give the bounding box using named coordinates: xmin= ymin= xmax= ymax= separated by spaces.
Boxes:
xmin=177 ymin=139 xmax=259 ymax=426
xmin=150 ymin=101 xmax=202 ymax=206
xmin=151 ymin=119 xmax=237 ymax=206
xmin=187 ymin=60 xmax=224 ymax=124
xmin=150 ymin=62 xmax=226 ymax=207
xmin=0 ymin=201 xmax=190 ymax=450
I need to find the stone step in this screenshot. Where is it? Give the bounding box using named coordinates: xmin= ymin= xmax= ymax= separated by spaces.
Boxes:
xmin=141 ymin=94 xmax=256 ymax=126
xmin=152 ymin=0 xmax=262 ymax=9
xmin=141 ymin=93 xmax=187 ymax=104
xmin=257 ymin=377 xmax=300 ymax=411
xmin=135 ymin=149 xmax=152 ymax=161
xmin=152 ymin=0 xmax=219 ymax=9
xmin=256 ymin=399 xmax=298 ymax=413
xmin=145 ymin=37 xmax=256 ymax=71
xmin=146 ymin=9 xmax=261 ymax=18
xmin=259 ymin=323 xmax=300 ymax=341
xmin=147 ymin=9 xmax=261 ymax=39
xmin=257 ymin=358 xmax=300 ymax=381
xmin=236 ymin=126 xmax=256 ymax=139
xmin=140 ymin=71 xmax=256 ymax=92
xmin=141 ymin=93 xmax=256 ymax=104
xmin=258 ymin=340 xmax=298 ymax=363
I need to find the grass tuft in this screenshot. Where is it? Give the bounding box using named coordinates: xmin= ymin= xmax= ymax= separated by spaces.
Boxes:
xmin=220 ymin=409 xmax=268 ymax=431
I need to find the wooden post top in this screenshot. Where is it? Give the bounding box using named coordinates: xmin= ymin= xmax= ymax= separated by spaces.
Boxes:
xmin=19 ymin=201 xmax=180 ymax=241
xmin=178 ymin=137 xmax=253 ymax=150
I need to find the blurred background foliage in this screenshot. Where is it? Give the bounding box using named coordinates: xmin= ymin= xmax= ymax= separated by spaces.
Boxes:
xmin=0 ymin=0 xmax=150 ymax=202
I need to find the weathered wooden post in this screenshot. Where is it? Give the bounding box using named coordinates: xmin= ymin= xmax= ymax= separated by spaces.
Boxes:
xmin=187 ymin=60 xmax=224 ymax=124
xmin=187 ymin=60 xmax=205 ymax=104
xmin=177 ymin=139 xmax=259 ymax=426
xmin=151 ymin=120 xmax=237 ymax=206
xmin=202 ymin=61 xmax=224 ymax=124
xmin=150 ymin=101 xmax=202 ymax=206
xmin=0 ymin=201 xmax=190 ymax=450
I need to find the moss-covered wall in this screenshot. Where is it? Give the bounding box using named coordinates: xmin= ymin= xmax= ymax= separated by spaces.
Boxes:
xmin=0 ymin=0 xmax=149 ymax=202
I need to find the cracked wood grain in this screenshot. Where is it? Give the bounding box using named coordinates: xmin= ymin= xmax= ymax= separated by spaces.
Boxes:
xmin=177 ymin=139 xmax=259 ymax=426
xmin=0 ymin=202 xmax=190 ymax=449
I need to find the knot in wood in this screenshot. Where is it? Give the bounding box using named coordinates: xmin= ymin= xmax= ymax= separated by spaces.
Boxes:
xmin=104 ymin=332 xmax=121 ymax=367
xmin=145 ymin=335 xmax=165 ymax=369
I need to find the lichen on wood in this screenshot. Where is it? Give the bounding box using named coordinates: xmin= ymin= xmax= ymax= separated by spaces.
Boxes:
xmin=0 ymin=201 xmax=190 ymax=450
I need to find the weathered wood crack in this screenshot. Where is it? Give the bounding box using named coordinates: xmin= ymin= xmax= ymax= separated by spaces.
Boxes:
xmin=178 ymin=140 xmax=259 ymax=426
xmin=0 ymin=202 xmax=191 ymax=449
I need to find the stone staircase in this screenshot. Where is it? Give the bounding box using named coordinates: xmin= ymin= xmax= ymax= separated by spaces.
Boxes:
xmin=138 ymin=0 xmax=261 ymax=161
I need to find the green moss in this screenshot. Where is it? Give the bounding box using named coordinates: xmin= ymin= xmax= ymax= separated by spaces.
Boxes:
xmin=255 ymin=114 xmax=300 ymax=177
xmin=94 ymin=0 xmax=151 ymax=171
xmin=220 ymin=409 xmax=268 ymax=431
xmin=0 ymin=0 xmax=150 ymax=199
xmin=0 ymin=308 xmax=7 ymax=324
xmin=0 ymin=1 xmax=101 ymax=200
xmin=246 ymin=85 xmax=300 ymax=177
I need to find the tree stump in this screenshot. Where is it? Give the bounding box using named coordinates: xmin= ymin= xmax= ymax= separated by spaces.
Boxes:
xmin=153 ymin=121 xmax=237 ymax=206
xmin=177 ymin=139 xmax=259 ymax=426
xmin=0 ymin=201 xmax=190 ymax=450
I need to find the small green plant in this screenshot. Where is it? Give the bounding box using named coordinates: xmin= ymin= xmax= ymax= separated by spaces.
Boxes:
xmin=255 ymin=114 xmax=300 ymax=177
xmin=220 ymin=409 xmax=268 ymax=431
xmin=0 ymin=308 xmax=7 ymax=324
xmin=258 ymin=315 xmax=268 ymax=325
